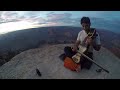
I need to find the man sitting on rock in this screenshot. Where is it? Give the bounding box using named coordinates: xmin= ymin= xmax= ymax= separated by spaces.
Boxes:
xmin=60 ymin=16 xmax=101 ymax=72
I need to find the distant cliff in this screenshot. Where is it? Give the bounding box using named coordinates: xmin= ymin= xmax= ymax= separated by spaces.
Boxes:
xmin=0 ymin=26 xmax=119 ymax=66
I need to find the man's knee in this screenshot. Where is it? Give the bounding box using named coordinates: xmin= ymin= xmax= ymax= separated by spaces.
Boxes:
xmin=64 ymin=46 xmax=75 ymax=58
xmin=64 ymin=46 xmax=72 ymax=54
xmin=64 ymin=46 xmax=71 ymax=51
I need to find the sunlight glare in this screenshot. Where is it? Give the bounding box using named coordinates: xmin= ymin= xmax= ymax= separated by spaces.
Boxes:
xmin=0 ymin=21 xmax=42 ymax=34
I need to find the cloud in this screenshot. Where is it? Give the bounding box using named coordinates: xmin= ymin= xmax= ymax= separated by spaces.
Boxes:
xmin=0 ymin=11 xmax=119 ymax=33
xmin=1 ymin=11 xmax=20 ymax=22
xmin=26 ymin=17 xmax=47 ymax=24
xmin=0 ymin=11 xmax=48 ymax=25
xmin=46 ymin=12 xmax=79 ymax=26
xmin=47 ymin=12 xmax=72 ymax=21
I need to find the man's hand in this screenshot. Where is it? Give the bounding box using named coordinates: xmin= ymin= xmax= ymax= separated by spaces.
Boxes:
xmin=72 ymin=45 xmax=78 ymax=52
xmin=72 ymin=40 xmax=80 ymax=52
xmin=84 ymin=36 xmax=93 ymax=45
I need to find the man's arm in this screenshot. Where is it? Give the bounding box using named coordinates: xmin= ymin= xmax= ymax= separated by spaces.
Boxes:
xmin=72 ymin=32 xmax=81 ymax=51
xmin=72 ymin=40 xmax=80 ymax=51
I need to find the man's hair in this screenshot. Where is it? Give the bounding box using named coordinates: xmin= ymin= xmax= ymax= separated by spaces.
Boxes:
xmin=80 ymin=17 xmax=91 ymax=24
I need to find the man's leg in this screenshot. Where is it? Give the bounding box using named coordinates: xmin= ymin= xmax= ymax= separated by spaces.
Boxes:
xmin=64 ymin=46 xmax=77 ymax=58
xmin=80 ymin=52 xmax=93 ymax=70
xmin=59 ymin=46 xmax=76 ymax=61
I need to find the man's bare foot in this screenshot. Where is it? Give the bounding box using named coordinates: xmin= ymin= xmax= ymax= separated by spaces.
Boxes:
xmin=76 ymin=65 xmax=81 ymax=72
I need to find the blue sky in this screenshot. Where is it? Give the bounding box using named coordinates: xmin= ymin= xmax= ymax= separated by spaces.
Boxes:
xmin=0 ymin=11 xmax=120 ymax=34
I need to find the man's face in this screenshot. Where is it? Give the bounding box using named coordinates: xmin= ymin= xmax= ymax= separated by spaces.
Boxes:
xmin=81 ymin=23 xmax=90 ymax=31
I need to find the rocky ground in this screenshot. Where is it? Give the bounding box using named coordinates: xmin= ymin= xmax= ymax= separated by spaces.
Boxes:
xmin=0 ymin=44 xmax=120 ymax=79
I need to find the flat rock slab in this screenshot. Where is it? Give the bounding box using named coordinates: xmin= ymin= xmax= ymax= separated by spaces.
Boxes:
xmin=0 ymin=44 xmax=120 ymax=79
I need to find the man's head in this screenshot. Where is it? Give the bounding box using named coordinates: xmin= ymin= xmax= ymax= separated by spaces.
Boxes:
xmin=80 ymin=17 xmax=91 ymax=32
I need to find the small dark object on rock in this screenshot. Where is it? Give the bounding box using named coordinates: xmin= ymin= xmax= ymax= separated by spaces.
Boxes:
xmin=96 ymin=69 xmax=102 ymax=73
xmin=36 ymin=68 xmax=42 ymax=77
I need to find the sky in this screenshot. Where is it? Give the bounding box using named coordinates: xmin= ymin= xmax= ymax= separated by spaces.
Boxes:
xmin=0 ymin=11 xmax=120 ymax=34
